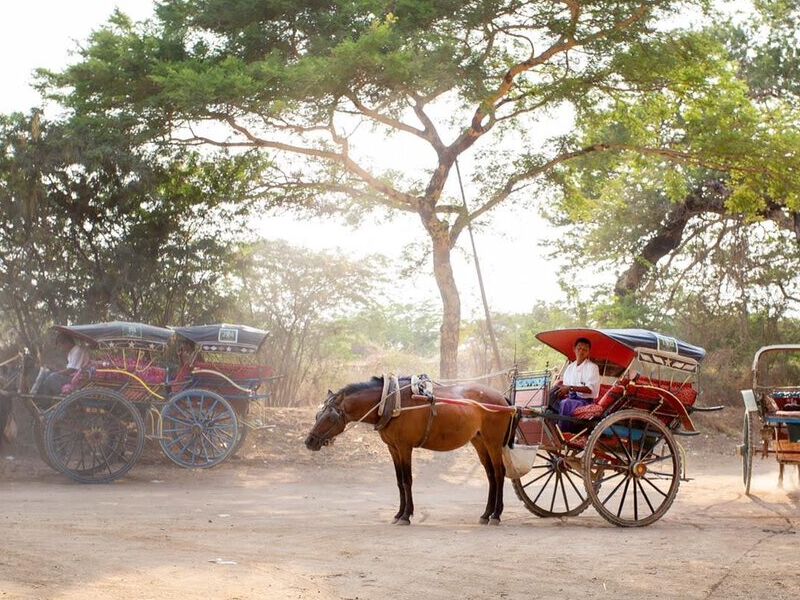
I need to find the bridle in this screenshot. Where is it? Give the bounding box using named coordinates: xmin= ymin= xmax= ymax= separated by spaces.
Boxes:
xmin=307 ymin=391 xmax=347 ymax=447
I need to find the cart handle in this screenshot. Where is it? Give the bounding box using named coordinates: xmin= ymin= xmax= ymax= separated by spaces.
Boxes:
xmin=688 ymin=405 xmax=725 ymax=413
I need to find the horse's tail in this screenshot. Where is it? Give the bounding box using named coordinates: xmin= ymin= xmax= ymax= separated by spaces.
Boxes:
xmin=503 ymin=408 xmax=520 ymax=448
xmin=0 ymin=396 xmax=15 ymax=450
xmin=0 ymin=353 xmax=24 ymax=451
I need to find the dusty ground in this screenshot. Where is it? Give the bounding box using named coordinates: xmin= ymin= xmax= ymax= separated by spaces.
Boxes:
xmin=1 ymin=407 xmax=799 ymax=600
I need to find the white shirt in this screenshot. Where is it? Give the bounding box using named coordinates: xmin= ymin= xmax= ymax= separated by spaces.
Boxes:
xmin=562 ymin=359 xmax=600 ymax=400
xmin=66 ymin=345 xmax=90 ymax=370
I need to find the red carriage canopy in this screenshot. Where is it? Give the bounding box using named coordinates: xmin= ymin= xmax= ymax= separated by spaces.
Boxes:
xmin=535 ymin=328 xmax=706 ymax=365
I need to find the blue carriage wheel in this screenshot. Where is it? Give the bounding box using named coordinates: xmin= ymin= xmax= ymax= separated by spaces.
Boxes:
xmin=159 ymin=388 xmax=238 ymax=469
xmin=582 ymin=409 xmax=681 ymax=527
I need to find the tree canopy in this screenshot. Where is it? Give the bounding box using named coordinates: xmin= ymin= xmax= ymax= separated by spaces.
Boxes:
xmin=547 ymin=1 xmax=800 ymax=323
xmin=42 ymin=0 xmax=779 ymax=376
xmin=0 ymin=110 xmax=262 ymax=351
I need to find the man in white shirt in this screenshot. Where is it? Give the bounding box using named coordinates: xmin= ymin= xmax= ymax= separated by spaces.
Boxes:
xmin=37 ymin=333 xmax=90 ymax=396
xmin=550 ymin=337 xmax=600 ymax=431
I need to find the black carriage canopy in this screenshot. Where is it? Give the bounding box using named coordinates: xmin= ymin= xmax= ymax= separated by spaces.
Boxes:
xmin=51 ymin=321 xmax=173 ymax=350
xmin=173 ymin=324 xmax=269 ymax=353
xmin=536 ymin=328 xmax=706 ymax=365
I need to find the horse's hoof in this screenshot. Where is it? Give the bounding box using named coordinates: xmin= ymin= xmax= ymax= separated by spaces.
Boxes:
xmin=489 ymin=518 xmax=501 ymax=526
xmin=479 ymin=517 xmax=489 ymax=525
xmin=391 ymin=518 xmax=399 ymax=524
xmin=395 ymin=518 xmax=411 ymax=526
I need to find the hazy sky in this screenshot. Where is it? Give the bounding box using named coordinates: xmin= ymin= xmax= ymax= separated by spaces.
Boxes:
xmin=2 ymin=1 xmax=584 ymax=316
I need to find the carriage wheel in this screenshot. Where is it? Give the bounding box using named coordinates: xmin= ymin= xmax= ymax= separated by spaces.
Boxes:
xmin=741 ymin=411 xmax=757 ymax=494
xmin=44 ymin=388 xmax=145 ymax=484
xmin=512 ymin=447 xmax=592 ymax=518
xmin=583 ymin=410 xmax=681 ymax=527
xmin=34 ymin=417 xmax=58 ymax=471
xmin=159 ymin=389 xmax=238 ymax=469
xmin=231 ymin=419 xmax=249 ymax=456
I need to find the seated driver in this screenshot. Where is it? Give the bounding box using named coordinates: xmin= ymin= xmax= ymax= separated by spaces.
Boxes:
xmin=35 ymin=333 xmax=90 ymax=396
xmin=550 ymin=337 xmax=600 ymax=430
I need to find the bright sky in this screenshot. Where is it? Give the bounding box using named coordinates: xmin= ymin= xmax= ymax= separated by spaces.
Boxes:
xmin=1 ymin=1 xmax=585 ymax=316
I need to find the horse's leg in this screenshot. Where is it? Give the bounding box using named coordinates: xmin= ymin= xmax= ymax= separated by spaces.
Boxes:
xmin=487 ymin=440 xmax=507 ymax=525
xmin=387 ymin=444 xmax=405 ymax=523
xmin=397 ymin=445 xmax=414 ymax=525
xmin=471 ymin=438 xmax=496 ymax=525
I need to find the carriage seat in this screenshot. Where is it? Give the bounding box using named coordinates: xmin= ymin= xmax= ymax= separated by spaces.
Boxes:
xmin=569 ymin=376 xmax=698 ymax=421
xmin=93 ymin=358 xmax=167 ymax=384
xmin=571 ymin=380 xmax=627 ymax=420
xmin=60 ymin=359 xmax=167 ymax=395
xmin=770 ymin=390 xmax=800 ymax=411
xmin=192 ymin=361 xmax=271 ymax=380
xmin=622 ymin=376 xmax=698 ymax=406
xmin=169 ymin=361 xmax=273 ymax=396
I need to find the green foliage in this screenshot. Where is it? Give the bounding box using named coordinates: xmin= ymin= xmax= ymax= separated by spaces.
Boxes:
xmin=225 ymin=239 xmax=384 ymax=404
xmin=0 ymin=111 xmax=261 ymax=350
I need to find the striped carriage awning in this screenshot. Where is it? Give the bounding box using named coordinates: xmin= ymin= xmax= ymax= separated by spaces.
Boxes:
xmin=52 ymin=321 xmax=173 ymax=349
xmin=173 ymin=324 xmax=269 ymax=353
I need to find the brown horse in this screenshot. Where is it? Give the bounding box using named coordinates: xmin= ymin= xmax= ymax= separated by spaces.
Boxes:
xmin=304 ymin=376 xmax=515 ymax=525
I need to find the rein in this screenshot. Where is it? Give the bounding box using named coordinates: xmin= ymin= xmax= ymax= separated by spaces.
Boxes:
xmin=0 ymin=354 xmax=21 ymax=369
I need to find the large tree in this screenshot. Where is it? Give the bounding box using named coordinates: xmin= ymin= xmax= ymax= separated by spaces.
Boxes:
xmin=548 ymin=0 xmax=800 ymax=321
xmin=43 ymin=0 xmax=775 ymax=376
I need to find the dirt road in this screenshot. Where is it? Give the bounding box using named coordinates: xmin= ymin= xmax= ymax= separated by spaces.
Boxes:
xmin=1 ymin=408 xmax=798 ymax=600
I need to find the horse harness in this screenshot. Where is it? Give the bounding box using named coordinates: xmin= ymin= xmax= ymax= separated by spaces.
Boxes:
xmin=375 ymin=374 xmax=438 ymax=448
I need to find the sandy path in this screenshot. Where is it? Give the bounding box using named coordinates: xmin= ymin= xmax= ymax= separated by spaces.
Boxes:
xmin=1 ymin=410 xmax=799 ymax=600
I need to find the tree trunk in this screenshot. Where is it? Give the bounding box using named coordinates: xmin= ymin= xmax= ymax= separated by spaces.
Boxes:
xmin=430 ymin=232 xmax=461 ymax=379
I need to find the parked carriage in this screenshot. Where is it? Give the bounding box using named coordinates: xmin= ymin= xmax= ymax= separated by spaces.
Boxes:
xmin=2 ymin=321 xmax=272 ymax=483
xmin=169 ymin=324 xmax=273 ymax=465
xmin=739 ymin=345 xmax=800 ymax=492
xmin=510 ymin=328 xmax=721 ymax=527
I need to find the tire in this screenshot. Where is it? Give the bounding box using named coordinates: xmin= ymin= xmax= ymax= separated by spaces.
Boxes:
xmin=159 ymin=389 xmax=238 ymax=468
xmin=231 ymin=419 xmax=249 ymax=456
xmin=512 ymin=447 xmax=592 ymax=518
xmin=583 ymin=409 xmax=681 ymax=527
xmin=34 ymin=417 xmax=58 ymax=471
xmin=742 ymin=411 xmax=757 ymax=494
xmin=44 ymin=387 xmax=145 ymax=484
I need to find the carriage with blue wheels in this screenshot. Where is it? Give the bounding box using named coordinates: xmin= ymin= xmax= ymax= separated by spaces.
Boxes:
xmin=739 ymin=345 xmax=800 ymax=493
xmin=168 ymin=324 xmax=273 ymax=465
xmin=509 ymin=328 xmax=721 ymax=527
xmin=1 ymin=321 xmax=272 ymax=483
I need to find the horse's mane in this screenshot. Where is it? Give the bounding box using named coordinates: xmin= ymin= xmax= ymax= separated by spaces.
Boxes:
xmin=341 ymin=375 xmax=411 ymax=396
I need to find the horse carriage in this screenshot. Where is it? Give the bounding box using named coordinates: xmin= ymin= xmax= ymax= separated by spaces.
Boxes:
xmin=739 ymin=344 xmax=800 ymax=492
xmin=510 ymin=328 xmax=720 ymax=526
xmin=306 ymin=327 xmax=719 ymax=527
xmin=170 ymin=324 xmax=273 ymax=464
xmin=2 ymin=321 xmax=272 ymax=483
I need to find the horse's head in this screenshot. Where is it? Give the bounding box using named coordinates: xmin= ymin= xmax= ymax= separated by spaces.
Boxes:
xmin=305 ymin=389 xmax=347 ymax=451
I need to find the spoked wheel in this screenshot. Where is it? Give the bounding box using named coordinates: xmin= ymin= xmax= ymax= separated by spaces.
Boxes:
xmin=513 ymin=447 xmax=592 ymax=518
xmin=44 ymin=388 xmax=145 ymax=484
xmin=583 ymin=409 xmax=681 ymax=527
xmin=34 ymin=417 xmax=58 ymax=471
xmin=159 ymin=389 xmax=238 ymax=468
xmin=231 ymin=419 xmax=249 ymax=456
xmin=740 ymin=411 xmax=757 ymax=494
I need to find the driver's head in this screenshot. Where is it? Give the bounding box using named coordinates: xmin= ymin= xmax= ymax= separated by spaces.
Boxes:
xmin=55 ymin=333 xmax=74 ymax=351
xmin=574 ymin=337 xmax=591 ymax=361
